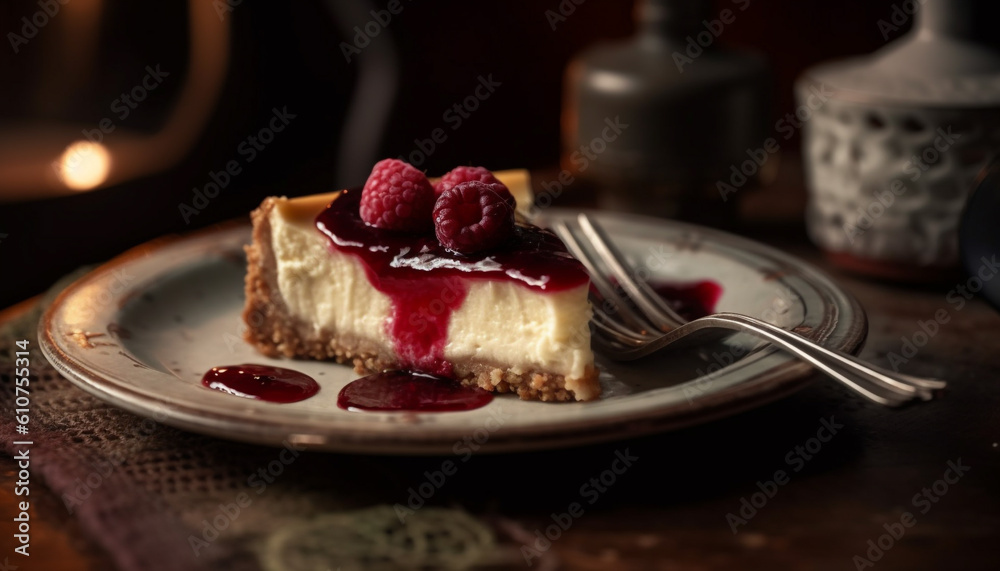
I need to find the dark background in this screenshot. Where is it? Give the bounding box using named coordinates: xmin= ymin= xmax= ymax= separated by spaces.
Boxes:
xmin=0 ymin=0 xmax=910 ymax=308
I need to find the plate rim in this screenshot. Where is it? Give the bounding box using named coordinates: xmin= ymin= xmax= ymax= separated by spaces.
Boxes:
xmin=38 ymin=213 xmax=868 ymax=455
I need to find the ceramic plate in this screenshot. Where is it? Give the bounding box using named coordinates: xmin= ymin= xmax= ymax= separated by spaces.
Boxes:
xmin=39 ymin=210 xmax=867 ymax=454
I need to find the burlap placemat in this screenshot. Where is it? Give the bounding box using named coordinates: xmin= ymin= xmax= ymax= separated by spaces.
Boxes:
xmin=0 ymin=275 xmax=549 ymax=571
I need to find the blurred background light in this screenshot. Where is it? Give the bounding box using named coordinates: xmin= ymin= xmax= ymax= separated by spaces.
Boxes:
xmin=57 ymin=141 xmax=111 ymax=191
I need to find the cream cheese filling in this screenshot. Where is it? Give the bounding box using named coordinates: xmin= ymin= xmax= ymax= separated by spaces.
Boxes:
xmin=268 ymin=198 xmax=593 ymax=394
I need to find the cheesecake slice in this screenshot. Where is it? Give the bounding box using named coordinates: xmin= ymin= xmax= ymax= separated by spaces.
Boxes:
xmin=243 ymin=170 xmax=600 ymax=401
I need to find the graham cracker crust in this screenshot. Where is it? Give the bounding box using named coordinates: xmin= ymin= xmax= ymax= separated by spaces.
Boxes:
xmin=242 ymin=197 xmax=600 ymax=402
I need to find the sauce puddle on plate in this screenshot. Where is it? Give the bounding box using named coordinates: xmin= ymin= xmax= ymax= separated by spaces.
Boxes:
xmin=651 ymin=280 xmax=723 ymax=320
xmin=338 ymin=371 xmax=493 ymax=412
xmin=202 ymin=364 xmax=320 ymax=403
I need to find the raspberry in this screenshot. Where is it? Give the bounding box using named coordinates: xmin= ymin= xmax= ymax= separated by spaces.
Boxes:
xmin=435 ymin=166 xmax=506 ymax=196
xmin=433 ymin=181 xmax=516 ymax=253
xmin=359 ymin=159 xmax=435 ymax=231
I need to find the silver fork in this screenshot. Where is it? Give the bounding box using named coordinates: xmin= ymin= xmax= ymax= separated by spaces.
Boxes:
xmin=552 ymin=214 xmax=948 ymax=407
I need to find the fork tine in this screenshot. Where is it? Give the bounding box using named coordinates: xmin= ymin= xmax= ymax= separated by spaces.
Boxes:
xmin=577 ymin=214 xmax=687 ymax=332
xmin=553 ymin=221 xmax=661 ymax=335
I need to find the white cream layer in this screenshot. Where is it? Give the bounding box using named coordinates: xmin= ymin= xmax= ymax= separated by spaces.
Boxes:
xmin=268 ymin=204 xmax=595 ymax=397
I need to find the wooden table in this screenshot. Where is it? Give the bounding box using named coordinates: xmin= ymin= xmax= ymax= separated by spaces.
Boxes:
xmin=3 ymin=163 xmax=999 ymax=570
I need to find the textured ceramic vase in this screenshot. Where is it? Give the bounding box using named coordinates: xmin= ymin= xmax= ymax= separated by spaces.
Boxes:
xmin=797 ymin=0 xmax=1000 ymax=280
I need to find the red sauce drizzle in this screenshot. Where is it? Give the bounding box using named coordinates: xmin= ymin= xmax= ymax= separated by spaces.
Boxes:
xmin=315 ymin=190 xmax=588 ymax=377
xmin=201 ymin=364 xmax=320 ymax=403
xmin=337 ymin=371 xmax=494 ymax=412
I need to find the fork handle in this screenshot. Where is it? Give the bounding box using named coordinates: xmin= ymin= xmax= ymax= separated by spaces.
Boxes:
xmin=609 ymin=312 xmax=947 ymax=407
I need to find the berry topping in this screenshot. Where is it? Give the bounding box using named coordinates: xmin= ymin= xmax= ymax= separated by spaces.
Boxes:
xmin=359 ymin=159 xmax=435 ymax=231
xmin=435 ymin=165 xmax=507 ymax=196
xmin=433 ymin=181 xmax=516 ymax=253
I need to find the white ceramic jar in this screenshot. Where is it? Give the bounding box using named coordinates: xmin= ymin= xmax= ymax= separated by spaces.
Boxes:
xmin=797 ymin=0 xmax=1000 ymax=280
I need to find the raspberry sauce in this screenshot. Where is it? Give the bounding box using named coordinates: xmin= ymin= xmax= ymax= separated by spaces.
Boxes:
xmin=315 ymin=190 xmax=588 ymax=377
xmin=337 ymin=371 xmax=494 ymax=412
xmin=201 ymin=364 xmax=320 ymax=403
xmin=651 ymin=280 xmax=723 ymax=320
